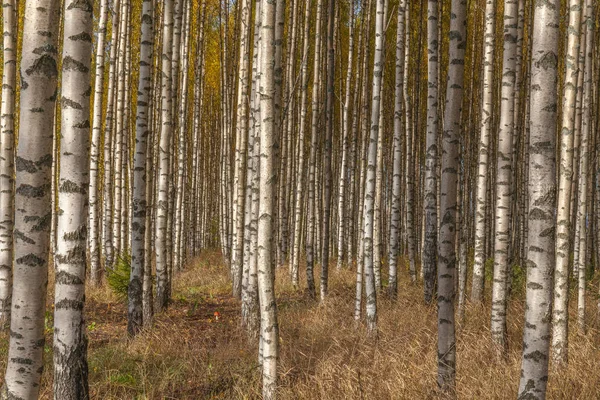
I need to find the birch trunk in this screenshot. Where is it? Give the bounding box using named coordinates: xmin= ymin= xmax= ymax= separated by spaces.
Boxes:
xmin=53 ymin=0 xmax=93 ymax=397
xmin=155 ymin=0 xmax=174 ymax=312
xmin=129 ymin=0 xmax=154 ymax=337
xmin=320 ymin=0 xmax=335 ymax=300
xmin=423 ymin=0 xmax=440 ymax=304
xmin=112 ymin=0 xmax=130 ymax=259
xmin=88 ymin=0 xmax=109 ymax=287
xmin=102 ymin=0 xmax=121 ymax=274
xmin=490 ymin=0 xmax=519 ymax=355
xmin=551 ymin=0 xmax=582 ymax=365
xmin=306 ymin=0 xmax=324 ymax=299
xmin=387 ymin=0 xmax=406 ymax=298
xmin=290 ymin=0 xmax=311 ymax=288
xmin=362 ymin=0 xmax=385 ymax=333
xmin=471 ymin=0 xmax=497 ymax=302
xmin=336 ymin=0 xmax=355 ymax=272
xmin=2 ymin=0 xmax=60 ymax=397
xmin=517 ymin=0 xmax=558 ymax=396
xmin=576 ymin=0 xmax=593 ymax=334
xmin=257 ymin=0 xmax=279 ymax=397
xmin=173 ymin=0 xmax=191 ymax=273
xmin=436 ymin=0 xmax=466 ymax=389
xmin=231 ymin=0 xmax=252 ymax=298
xmin=404 ymin=3 xmax=416 ymax=283
xmin=243 ymin=0 xmax=262 ymax=338
xmin=0 ymin=0 xmax=17 ymax=326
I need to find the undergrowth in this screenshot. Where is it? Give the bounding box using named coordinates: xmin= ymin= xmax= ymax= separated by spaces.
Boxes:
xmin=0 ymin=250 xmax=599 ymax=399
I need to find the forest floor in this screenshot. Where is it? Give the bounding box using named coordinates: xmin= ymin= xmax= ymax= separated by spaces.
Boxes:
xmin=1 ymin=251 xmax=600 ymax=399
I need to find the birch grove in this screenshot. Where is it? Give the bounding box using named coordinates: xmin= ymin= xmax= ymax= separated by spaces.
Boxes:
xmin=0 ymin=0 xmax=598 ymax=398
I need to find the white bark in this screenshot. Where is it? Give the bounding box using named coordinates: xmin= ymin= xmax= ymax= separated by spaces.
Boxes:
xmin=490 ymin=0 xmax=519 ymax=355
xmin=155 ymin=0 xmax=174 ymax=312
xmin=232 ymin=0 xmax=252 ymax=298
xmin=53 ymin=0 xmax=93 ymax=397
xmin=551 ymin=0 xmax=582 ymax=365
xmin=129 ymin=0 xmax=154 ymax=337
xmin=575 ymin=0 xmax=593 ymax=334
xmin=0 ymin=0 xmax=17 ymax=326
xmin=472 ymin=0 xmax=497 ymax=302
xmin=290 ymin=0 xmax=312 ymax=288
xmin=257 ymin=0 xmax=279 ymax=397
xmin=423 ymin=0 xmax=440 ymax=303
xmin=88 ymin=0 xmax=108 ymax=286
xmin=387 ymin=0 xmax=406 ymax=298
xmin=362 ymin=0 xmax=385 ymax=333
xmin=518 ymin=0 xmax=558 ymax=397
xmin=437 ymin=0 xmax=466 ymax=388
xmin=2 ymin=0 xmax=60 ymax=397
xmin=336 ymin=0 xmax=356 ymax=272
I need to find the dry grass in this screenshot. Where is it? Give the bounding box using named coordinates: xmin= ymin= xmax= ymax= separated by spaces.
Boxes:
xmin=1 ymin=251 xmax=600 ymax=399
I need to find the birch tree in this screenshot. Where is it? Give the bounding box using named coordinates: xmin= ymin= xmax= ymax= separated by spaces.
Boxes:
xmin=321 ymin=0 xmax=335 ymax=300
xmin=490 ymin=0 xmax=519 ymax=355
xmin=102 ymin=0 xmax=121 ymax=275
xmin=306 ymin=0 xmax=324 ymax=299
xmin=156 ymin=0 xmax=174 ymax=312
xmin=231 ymin=0 xmax=252 ymax=299
xmin=437 ymin=0 xmax=466 ymax=389
xmin=575 ymin=0 xmax=593 ymax=334
xmin=518 ymin=0 xmax=558 ymax=397
xmin=0 ymin=0 xmax=17 ymax=326
xmin=472 ymin=0 xmax=497 ymax=302
xmin=257 ymin=0 xmax=279 ymax=397
xmin=552 ymin=0 xmax=582 ymax=365
xmin=2 ymin=0 xmax=61 ymax=397
xmin=362 ymin=0 xmax=385 ymax=333
xmin=423 ymin=0 xmax=440 ymax=304
xmin=88 ymin=0 xmax=108 ymax=286
xmin=53 ymin=0 xmax=93 ymax=397
xmin=290 ymin=0 xmax=311 ymax=288
xmin=388 ymin=0 xmax=406 ymax=298
xmin=336 ymin=0 xmax=355 ymax=272
xmin=129 ymin=0 xmax=154 ymax=337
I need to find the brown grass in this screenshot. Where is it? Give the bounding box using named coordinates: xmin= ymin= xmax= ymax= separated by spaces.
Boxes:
xmin=1 ymin=251 xmax=599 ymax=399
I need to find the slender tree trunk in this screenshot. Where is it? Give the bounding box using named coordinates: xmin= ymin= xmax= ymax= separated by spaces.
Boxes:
xmin=404 ymin=2 xmax=416 ymax=283
xmin=0 ymin=0 xmax=17 ymax=327
xmin=517 ymin=0 xmax=558 ymax=397
xmin=143 ymin=129 xmax=154 ymax=327
xmin=155 ymin=0 xmax=174 ymax=312
xmin=423 ymin=0 xmax=440 ymax=304
xmin=173 ymin=0 xmax=191 ymax=273
xmin=129 ymin=0 xmax=154 ymax=337
xmin=436 ymin=0 xmax=466 ymax=389
xmin=2 ymin=1 xmax=60 ymax=397
xmin=336 ymin=0 xmax=355 ymax=272
xmin=53 ymin=0 xmax=93 ymax=397
xmin=306 ymin=0 xmax=324 ymax=299
xmin=113 ymin=0 xmax=130 ymax=260
xmin=89 ymin=0 xmax=109 ymax=286
xmin=551 ymin=0 xmax=582 ymax=365
xmin=362 ymin=0 xmax=385 ymax=333
xmin=388 ymin=0 xmax=406 ymax=298
xmin=103 ymin=0 xmax=122 ymax=275
xmin=243 ymin=0 xmax=262 ymax=338
xmin=231 ymin=0 xmax=252 ymax=299
xmin=320 ymin=0 xmax=335 ymax=300
xmin=471 ymin=0 xmax=497 ymax=303
xmin=576 ymin=0 xmax=593 ymax=334
xmin=257 ymin=0 xmax=279 ymax=397
xmin=290 ymin=0 xmax=312 ymax=288
xmin=490 ymin=0 xmax=519 ymax=356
